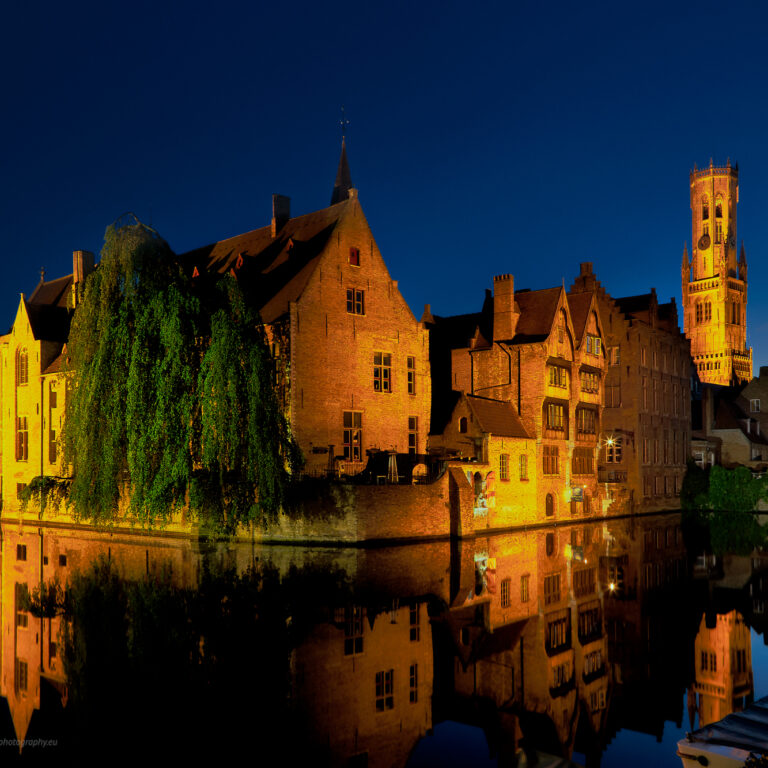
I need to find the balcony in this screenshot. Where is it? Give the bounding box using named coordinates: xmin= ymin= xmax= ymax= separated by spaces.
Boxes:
xmin=598 ymin=469 xmax=627 ymax=483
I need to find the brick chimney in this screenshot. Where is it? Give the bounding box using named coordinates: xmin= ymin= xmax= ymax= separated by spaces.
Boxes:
xmin=493 ymin=274 xmax=518 ymax=341
xmin=73 ymin=250 xmax=95 ymax=284
xmin=271 ymin=194 xmax=290 ymax=237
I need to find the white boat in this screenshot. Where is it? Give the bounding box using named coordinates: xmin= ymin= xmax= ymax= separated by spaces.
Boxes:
xmin=678 ymin=696 xmax=768 ymax=767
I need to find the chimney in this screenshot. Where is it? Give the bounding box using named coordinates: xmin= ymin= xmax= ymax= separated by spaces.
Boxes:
xmin=493 ymin=274 xmax=518 ymax=341
xmin=73 ymin=250 xmax=95 ymax=284
xmin=271 ymin=194 xmax=291 ymax=237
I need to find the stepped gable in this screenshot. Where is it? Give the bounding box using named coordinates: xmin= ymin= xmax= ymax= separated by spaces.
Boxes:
xmin=181 ymin=199 xmax=351 ymax=324
xmin=510 ymin=286 xmax=561 ymax=344
xmin=465 ymin=394 xmax=531 ymax=439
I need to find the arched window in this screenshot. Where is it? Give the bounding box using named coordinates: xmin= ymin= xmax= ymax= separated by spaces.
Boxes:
xmin=704 ymin=302 xmax=712 ymax=322
xmin=715 ymin=196 xmax=723 ymax=218
xmin=546 ymin=493 xmax=555 ymax=517
xmin=16 ymin=348 xmax=28 ymax=386
xmin=459 ymin=416 xmax=468 ymax=434
xmin=546 ymin=533 xmax=555 ymax=557
xmin=695 ymin=301 xmax=703 ymax=324
xmin=473 ymin=471 xmax=486 ymax=512
xmin=701 ymin=196 xmax=709 ymax=221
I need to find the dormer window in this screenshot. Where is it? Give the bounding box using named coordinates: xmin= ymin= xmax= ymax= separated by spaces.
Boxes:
xmin=349 ymin=247 xmax=360 ymax=267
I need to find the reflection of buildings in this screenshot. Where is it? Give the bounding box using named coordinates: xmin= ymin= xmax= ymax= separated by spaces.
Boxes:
xmin=292 ymin=602 xmax=433 ymax=768
xmin=690 ymin=611 xmax=753 ymax=727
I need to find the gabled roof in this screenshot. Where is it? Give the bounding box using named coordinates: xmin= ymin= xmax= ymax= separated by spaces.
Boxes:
xmin=511 ymin=287 xmax=562 ymax=343
xmin=28 ymin=274 xmax=72 ymax=308
xmin=182 ymin=199 xmax=352 ymax=323
xmin=466 ymin=395 xmax=531 ymax=439
xmin=566 ymin=291 xmax=593 ymax=343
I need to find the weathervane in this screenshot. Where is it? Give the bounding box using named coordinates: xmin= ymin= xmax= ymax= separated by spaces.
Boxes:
xmin=340 ymin=106 xmax=350 ymax=139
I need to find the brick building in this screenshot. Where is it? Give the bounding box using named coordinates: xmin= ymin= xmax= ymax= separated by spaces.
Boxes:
xmin=184 ymin=141 xmax=431 ymax=476
xmin=428 ymin=273 xmax=606 ymax=525
xmin=682 ymin=161 xmax=752 ymax=384
xmin=570 ymin=263 xmax=691 ymax=513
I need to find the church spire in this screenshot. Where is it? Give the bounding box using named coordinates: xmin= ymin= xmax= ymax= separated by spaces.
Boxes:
xmin=331 ymin=136 xmax=353 ymax=205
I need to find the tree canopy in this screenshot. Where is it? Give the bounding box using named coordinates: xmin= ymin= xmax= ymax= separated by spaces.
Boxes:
xmin=59 ymin=217 xmax=300 ymax=532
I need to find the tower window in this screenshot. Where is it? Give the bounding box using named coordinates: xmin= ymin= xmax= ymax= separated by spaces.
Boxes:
xmin=695 ymin=302 xmax=703 ymax=324
xmin=16 ymin=348 xmax=28 ymax=386
xmin=716 ymin=222 xmax=723 ymax=243
xmin=702 ymin=197 xmax=709 ymax=221
xmin=716 ymin=197 xmax=723 ymax=218
xmin=704 ymin=302 xmax=712 ymax=322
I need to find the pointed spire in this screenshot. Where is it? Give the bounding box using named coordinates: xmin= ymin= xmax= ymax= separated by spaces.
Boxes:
xmin=331 ymin=137 xmax=353 ymax=205
xmin=740 ymin=240 xmax=747 ymax=263
xmin=682 ymin=242 xmax=689 ymax=267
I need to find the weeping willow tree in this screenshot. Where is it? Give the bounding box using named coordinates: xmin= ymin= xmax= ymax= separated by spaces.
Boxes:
xmin=61 ymin=216 xmax=299 ymax=532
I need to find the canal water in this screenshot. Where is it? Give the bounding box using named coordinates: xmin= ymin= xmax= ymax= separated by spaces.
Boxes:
xmin=0 ymin=511 xmax=764 ymax=766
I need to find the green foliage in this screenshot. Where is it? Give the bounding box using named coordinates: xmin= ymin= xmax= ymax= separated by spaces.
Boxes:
xmin=681 ymin=462 xmax=768 ymax=554
xmin=62 ymin=217 xmax=300 ymax=531
xmin=17 ymin=475 xmax=71 ymax=516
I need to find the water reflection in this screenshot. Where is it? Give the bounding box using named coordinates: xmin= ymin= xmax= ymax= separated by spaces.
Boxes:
xmin=2 ymin=514 xmax=767 ymax=765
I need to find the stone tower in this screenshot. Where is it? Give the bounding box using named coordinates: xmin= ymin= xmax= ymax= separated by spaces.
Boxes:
xmin=682 ymin=160 xmax=752 ymax=384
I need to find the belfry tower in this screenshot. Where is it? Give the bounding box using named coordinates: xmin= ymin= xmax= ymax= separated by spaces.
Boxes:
xmin=682 ymin=160 xmax=752 ymax=384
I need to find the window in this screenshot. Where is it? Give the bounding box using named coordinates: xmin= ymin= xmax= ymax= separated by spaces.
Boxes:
xmin=49 ymin=428 xmax=57 ymax=464
xmin=349 ymin=246 xmax=360 ymax=266
xmin=546 ymin=403 xmax=565 ymax=431
xmin=519 ymin=454 xmax=528 ymax=480
xmin=580 ymin=369 xmax=599 ymax=393
xmin=586 ymin=335 xmax=601 ymax=356
xmin=653 ymin=379 xmax=659 ymax=411
xmin=521 ymin=574 xmax=530 ymax=602
xmin=605 ymin=382 xmax=621 ymax=407
xmin=15 ymin=659 xmax=27 ymax=694
xmin=553 ymin=660 xmax=570 ymax=687
xmin=49 ymin=382 xmax=57 ymax=409
xmin=407 ymin=356 xmax=416 ymax=394
xmin=373 ymin=353 xmax=392 ymax=392
xmin=343 ymin=412 xmax=363 ymax=461
xmin=751 ymin=399 xmax=761 ymax=413
xmin=606 ymin=437 xmax=622 ymax=463
xmin=695 ymin=302 xmax=703 ymax=324
xmin=16 ymin=348 xmax=28 ymax=386
xmin=408 ymin=417 xmax=418 ymax=454
xmin=549 ymin=366 xmax=567 ymax=388
xmin=59 ymin=554 xmax=67 ymax=567
xmin=573 ymin=568 xmax=596 ymax=597
xmin=409 ymin=664 xmax=418 ymax=703
xmin=640 ymin=346 xmax=647 ymax=366
xmin=702 ymin=196 xmax=709 ymax=221
xmin=544 ymin=574 xmax=561 ymax=605
xmin=643 ymin=438 xmax=650 ymax=464
xmin=715 ymin=222 xmax=723 ymax=243
xmin=704 ymin=302 xmax=712 ymax=321
xmin=576 ymin=408 xmax=596 ymax=435
xmin=545 ymin=493 xmax=555 ymax=519
xmin=16 ymin=544 xmax=27 ymax=561
xmin=459 ymin=416 xmax=468 ymax=433
xmin=546 ymin=532 xmax=555 ymax=555
xmin=346 ymin=288 xmax=364 ymax=315
xmin=375 ymin=670 xmax=394 ymax=711
xmin=642 ymin=377 xmax=648 ymax=410
xmin=344 ymin=606 xmax=364 ymax=655
xmin=499 ymin=453 xmax=509 ymax=481
xmin=590 ymin=689 xmax=606 ymax=711
xmin=410 ymin=604 xmax=421 ymax=642
xmin=585 ymin=650 xmax=603 ymax=675
xmin=543 ymin=447 xmax=559 ymax=475
xmin=608 ymin=346 xmax=620 ymax=365
xmin=572 ymin=447 xmax=594 ymax=475
xmin=16 ymin=416 xmax=28 ymax=461
xmin=500 ymin=578 xmax=511 ymax=608
xmin=15 ymin=584 xmax=28 ymax=629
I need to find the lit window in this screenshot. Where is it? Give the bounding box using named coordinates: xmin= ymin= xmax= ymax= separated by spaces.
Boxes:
xmin=373 ymin=353 xmax=392 ymax=392
xmin=715 ymin=196 xmax=723 ymax=218
xmin=408 ymin=416 xmax=418 ymax=454
xmin=606 ymin=437 xmax=622 ymax=463
xmin=349 ymin=246 xmax=360 ymax=266
xmin=343 ymin=412 xmax=362 ymax=461
xmin=346 ymin=288 xmax=364 ymax=315
xmin=407 ymin=356 xmax=416 ymax=394
xmin=586 ymin=335 xmax=601 ymax=356
xmin=549 ymin=366 xmax=567 ymax=388
xmin=546 ymin=403 xmax=565 ymax=431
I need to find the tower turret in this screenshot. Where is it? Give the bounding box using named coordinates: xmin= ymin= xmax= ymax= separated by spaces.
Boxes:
xmin=683 ymin=161 xmax=751 ymax=384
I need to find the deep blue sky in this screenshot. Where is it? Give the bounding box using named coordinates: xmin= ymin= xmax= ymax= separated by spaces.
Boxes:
xmin=3 ymin=1 xmax=768 ymax=367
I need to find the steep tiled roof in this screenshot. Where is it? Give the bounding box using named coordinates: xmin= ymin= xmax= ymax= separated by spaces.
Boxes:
xmin=713 ymin=398 xmax=768 ymax=445
xmin=566 ymin=291 xmax=593 ymax=343
xmin=466 ymin=395 xmax=531 ymax=439
xmin=28 ymin=274 xmax=73 ymax=309
xmin=182 ymin=199 xmax=350 ymax=323
xmin=25 ymin=300 xmax=71 ymax=343
xmin=511 ymin=287 xmax=561 ymax=343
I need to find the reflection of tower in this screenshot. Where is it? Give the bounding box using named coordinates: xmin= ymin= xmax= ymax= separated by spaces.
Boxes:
xmin=682 ymin=161 xmax=752 ymax=384
xmin=691 ymin=611 xmax=753 ymax=727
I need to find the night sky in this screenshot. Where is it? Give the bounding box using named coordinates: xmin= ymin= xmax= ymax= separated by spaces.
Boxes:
xmin=3 ymin=1 xmax=768 ymax=367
